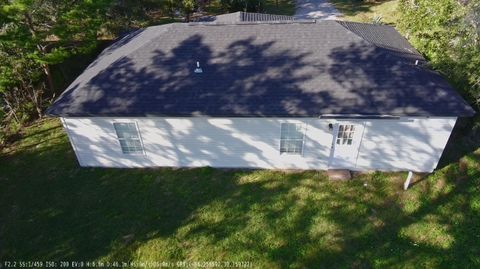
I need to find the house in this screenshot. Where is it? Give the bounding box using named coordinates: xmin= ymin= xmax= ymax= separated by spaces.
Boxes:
xmin=47 ymin=12 xmax=475 ymax=172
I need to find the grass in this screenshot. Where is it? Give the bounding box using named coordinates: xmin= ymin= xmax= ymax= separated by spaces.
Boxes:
xmin=330 ymin=0 xmax=400 ymax=25
xmin=204 ymin=0 xmax=296 ymax=16
xmin=1 ymin=118 xmax=479 ymax=268
xmin=264 ymin=0 xmax=296 ymax=16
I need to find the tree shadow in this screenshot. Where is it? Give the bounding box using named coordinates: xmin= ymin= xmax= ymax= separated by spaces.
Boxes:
xmin=47 ymin=24 xmax=472 ymax=173
xmin=2 ymin=120 xmax=479 ymax=267
xmin=330 ymin=0 xmax=394 ymax=17
xmin=49 ymin=31 xmax=326 ymax=117
xmin=437 ymin=116 xmax=480 ymax=169
xmin=322 ymin=42 xmax=470 ymax=172
xmin=48 ymin=22 xmax=473 ymax=120
xmin=0 ymin=133 xmax=245 ymax=261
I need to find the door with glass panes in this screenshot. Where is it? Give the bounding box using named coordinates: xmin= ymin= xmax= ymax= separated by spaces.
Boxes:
xmin=330 ymin=122 xmax=365 ymax=169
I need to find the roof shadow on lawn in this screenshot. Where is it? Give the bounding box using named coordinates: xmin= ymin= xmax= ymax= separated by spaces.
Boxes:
xmin=437 ymin=116 xmax=480 ymax=169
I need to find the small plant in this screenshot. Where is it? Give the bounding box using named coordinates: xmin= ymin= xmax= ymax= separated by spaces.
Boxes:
xmin=220 ymin=0 xmax=265 ymax=12
xmin=0 ymin=128 xmax=5 ymax=148
xmin=372 ymin=15 xmax=383 ymax=24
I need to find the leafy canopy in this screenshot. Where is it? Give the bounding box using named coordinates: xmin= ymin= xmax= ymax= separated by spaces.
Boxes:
xmin=399 ymin=0 xmax=480 ymax=107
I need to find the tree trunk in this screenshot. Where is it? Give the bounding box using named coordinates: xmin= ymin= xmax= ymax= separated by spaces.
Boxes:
xmin=26 ymin=85 xmax=43 ymax=119
xmin=2 ymin=94 xmax=20 ymax=124
xmin=42 ymin=63 xmax=55 ymax=94
xmin=24 ymin=12 xmax=55 ymax=94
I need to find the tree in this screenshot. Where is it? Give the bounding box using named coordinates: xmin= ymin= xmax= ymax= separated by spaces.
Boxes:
xmin=106 ymin=0 xmax=165 ymax=32
xmin=0 ymin=0 xmax=111 ymax=119
xmin=220 ymin=0 xmax=265 ymax=12
xmin=0 ymin=43 xmax=45 ymax=121
xmin=151 ymin=0 xmax=200 ymax=22
xmin=399 ymin=0 xmax=480 ymax=108
xmin=182 ymin=0 xmax=196 ymax=22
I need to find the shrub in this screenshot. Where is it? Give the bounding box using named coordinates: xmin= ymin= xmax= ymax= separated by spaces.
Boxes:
xmin=398 ymin=0 xmax=480 ymax=110
xmin=220 ymin=0 xmax=265 ymax=12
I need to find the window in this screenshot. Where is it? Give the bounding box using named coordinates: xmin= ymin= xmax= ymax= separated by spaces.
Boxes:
xmin=113 ymin=122 xmax=144 ymax=154
xmin=336 ymin=124 xmax=355 ymax=145
xmin=280 ymin=123 xmax=305 ymax=154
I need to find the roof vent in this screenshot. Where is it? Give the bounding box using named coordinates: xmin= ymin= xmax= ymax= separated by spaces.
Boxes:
xmin=194 ymin=61 xmax=203 ymax=74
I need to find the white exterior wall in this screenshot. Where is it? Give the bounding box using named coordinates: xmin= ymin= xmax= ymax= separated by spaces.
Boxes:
xmin=355 ymin=118 xmax=456 ymax=172
xmin=61 ymin=117 xmax=457 ymax=172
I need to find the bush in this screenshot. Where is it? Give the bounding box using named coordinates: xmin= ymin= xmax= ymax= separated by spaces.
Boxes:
xmin=398 ymin=0 xmax=480 ymax=110
xmin=220 ymin=0 xmax=265 ymax=12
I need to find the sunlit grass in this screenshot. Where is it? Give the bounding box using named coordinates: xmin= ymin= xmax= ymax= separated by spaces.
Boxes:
xmin=204 ymin=0 xmax=295 ymax=16
xmin=331 ymin=0 xmax=400 ymax=25
xmin=264 ymin=0 xmax=296 ymax=16
xmin=399 ymin=217 xmax=455 ymax=249
xmin=1 ymin=118 xmax=479 ymax=268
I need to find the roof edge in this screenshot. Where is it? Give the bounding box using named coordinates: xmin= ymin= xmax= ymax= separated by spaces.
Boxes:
xmin=46 ymin=112 xmax=475 ymax=118
xmin=335 ymin=20 xmax=423 ymax=57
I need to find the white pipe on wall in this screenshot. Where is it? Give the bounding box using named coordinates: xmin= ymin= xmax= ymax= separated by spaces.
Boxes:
xmin=404 ymin=171 xmax=413 ymax=190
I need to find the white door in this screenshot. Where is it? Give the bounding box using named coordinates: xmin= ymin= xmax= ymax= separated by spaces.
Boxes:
xmin=329 ymin=122 xmax=365 ymax=169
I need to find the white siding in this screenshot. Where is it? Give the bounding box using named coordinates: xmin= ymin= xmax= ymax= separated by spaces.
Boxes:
xmin=355 ymin=117 xmax=456 ymax=172
xmin=61 ymin=117 xmax=334 ymax=169
xmin=62 ymin=117 xmax=456 ymax=172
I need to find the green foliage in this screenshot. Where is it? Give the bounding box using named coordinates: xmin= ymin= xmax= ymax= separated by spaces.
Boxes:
xmin=157 ymin=0 xmax=207 ymax=22
xmin=181 ymin=0 xmax=197 ymax=21
xmin=0 ymin=43 xmax=45 ymax=123
xmin=220 ymin=0 xmax=265 ymax=12
xmin=398 ymin=0 xmax=480 ymax=109
xmin=2 ymin=0 xmax=113 ymax=61
xmin=182 ymin=0 xmax=196 ymax=13
xmin=263 ymin=0 xmax=295 ymax=15
xmin=0 ymin=0 xmax=115 ymax=125
xmin=0 ymin=0 xmax=218 ymax=136
xmin=371 ymin=14 xmax=383 ymax=24
xmin=328 ymin=0 xmax=400 ymax=25
xmin=105 ymin=0 xmax=165 ymax=32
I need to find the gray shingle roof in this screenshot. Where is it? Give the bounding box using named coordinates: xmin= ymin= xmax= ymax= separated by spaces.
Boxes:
xmin=47 ymin=18 xmax=475 ymax=117
xmin=337 ymin=21 xmax=420 ymax=55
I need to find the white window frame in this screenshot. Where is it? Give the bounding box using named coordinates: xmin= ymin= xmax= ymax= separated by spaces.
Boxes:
xmin=279 ymin=122 xmax=305 ymax=155
xmin=113 ymin=121 xmax=145 ymax=155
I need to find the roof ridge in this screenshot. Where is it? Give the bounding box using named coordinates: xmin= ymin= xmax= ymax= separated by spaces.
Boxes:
xmin=192 ymin=11 xmax=297 ymax=24
xmin=333 ymin=20 xmax=374 ymax=43
xmin=237 ymin=11 xmax=243 ymax=21
xmin=187 ymin=20 xmax=316 ymax=26
xmin=336 ymin=20 xmax=394 ymax=28
xmin=335 ymin=21 xmax=423 ymax=57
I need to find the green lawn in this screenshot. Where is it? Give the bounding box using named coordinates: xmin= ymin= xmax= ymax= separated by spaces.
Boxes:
xmin=1 ymin=118 xmax=479 ymax=268
xmin=204 ymin=0 xmax=296 ymax=16
xmin=330 ymin=0 xmax=400 ymax=25
xmin=264 ymin=0 xmax=296 ymax=16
